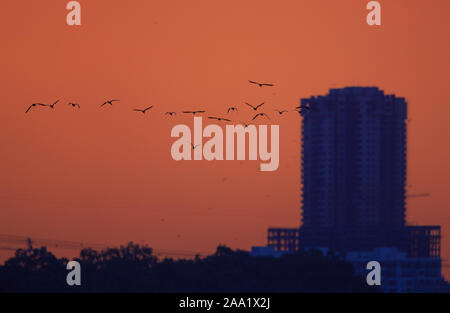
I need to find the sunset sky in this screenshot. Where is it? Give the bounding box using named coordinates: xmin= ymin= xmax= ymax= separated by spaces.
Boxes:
xmin=1 ymin=0 xmax=450 ymax=278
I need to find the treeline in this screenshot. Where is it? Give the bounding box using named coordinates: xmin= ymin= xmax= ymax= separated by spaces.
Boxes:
xmin=0 ymin=243 xmax=377 ymax=292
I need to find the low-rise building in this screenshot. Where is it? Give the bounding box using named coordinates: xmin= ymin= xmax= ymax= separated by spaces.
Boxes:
xmin=346 ymin=247 xmax=443 ymax=293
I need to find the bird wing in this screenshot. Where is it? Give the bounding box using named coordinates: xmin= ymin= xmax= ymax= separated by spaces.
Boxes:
xmin=248 ymin=80 xmax=259 ymax=85
xmin=25 ymin=105 xmax=32 ymax=113
xmin=227 ymin=108 xmax=231 ymax=113
xmin=262 ymin=83 xmax=274 ymax=87
xmin=208 ymin=116 xmax=218 ymax=120
xmin=256 ymin=102 xmax=265 ymax=109
xmin=133 ymin=109 xmax=142 ymax=112
xmin=195 ymin=110 xmax=205 ymax=113
xmin=52 ymin=100 xmax=60 ymax=105
xmin=252 ymin=114 xmax=259 ymax=120
xmin=183 ymin=111 xmax=193 ymax=113
xmin=145 ymin=106 xmax=153 ymax=111
xmin=36 ymin=103 xmax=47 ymax=106
xmin=223 ymin=118 xmax=231 ymax=122
xmin=245 ymin=102 xmax=256 ymax=109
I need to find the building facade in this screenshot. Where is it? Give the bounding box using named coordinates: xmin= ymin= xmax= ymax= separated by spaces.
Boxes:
xmin=346 ymin=247 xmax=442 ymax=293
xmin=265 ymin=87 xmax=443 ymax=291
xmin=301 ymin=87 xmax=406 ymax=231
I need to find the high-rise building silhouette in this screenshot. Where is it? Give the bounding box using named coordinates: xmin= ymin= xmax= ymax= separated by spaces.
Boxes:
xmin=268 ymin=87 xmax=440 ymax=258
xmin=300 ymin=87 xmax=406 ymax=229
xmin=261 ymin=87 xmax=444 ymax=292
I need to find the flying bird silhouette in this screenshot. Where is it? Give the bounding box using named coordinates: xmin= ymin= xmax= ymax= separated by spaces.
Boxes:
xmin=133 ymin=105 xmax=153 ymax=114
xmin=188 ymin=142 xmax=200 ymax=150
xmin=165 ymin=112 xmax=176 ymax=116
xmin=248 ymin=80 xmax=274 ymax=87
xmin=25 ymin=103 xmax=47 ymax=113
xmin=240 ymin=121 xmax=252 ymax=128
xmin=275 ymin=109 xmax=288 ymax=115
xmin=296 ymin=105 xmax=310 ymax=111
xmin=208 ymin=116 xmax=231 ymax=122
xmin=296 ymin=105 xmax=310 ymax=114
xmin=252 ymin=113 xmax=271 ymax=121
xmin=245 ymin=102 xmax=264 ymax=111
xmin=100 ymin=99 xmax=119 ymax=107
xmin=49 ymin=99 xmax=60 ymax=109
xmin=227 ymin=107 xmax=238 ymax=113
xmin=68 ymin=102 xmax=81 ymax=109
xmin=183 ymin=110 xmax=205 ymax=115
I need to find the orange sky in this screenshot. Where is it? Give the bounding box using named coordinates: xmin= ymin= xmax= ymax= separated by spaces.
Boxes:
xmin=1 ymin=0 xmax=450 ymax=278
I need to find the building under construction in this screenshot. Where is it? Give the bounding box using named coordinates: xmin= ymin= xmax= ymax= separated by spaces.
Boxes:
xmin=267 ymin=87 xmax=441 ymax=260
xmin=268 ymin=225 xmax=440 ymax=258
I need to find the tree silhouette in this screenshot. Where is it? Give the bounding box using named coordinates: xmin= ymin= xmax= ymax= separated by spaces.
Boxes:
xmin=0 ymin=243 xmax=377 ymax=293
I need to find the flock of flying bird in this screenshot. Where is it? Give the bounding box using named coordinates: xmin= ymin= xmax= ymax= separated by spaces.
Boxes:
xmin=25 ymin=80 xmax=311 ymax=122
